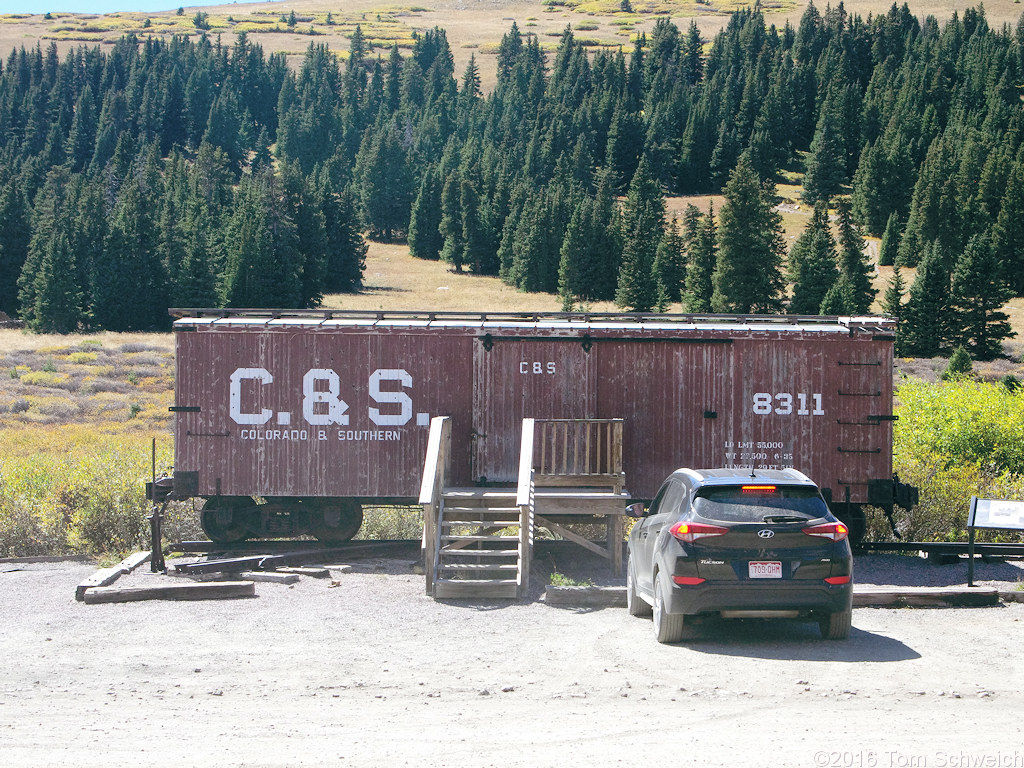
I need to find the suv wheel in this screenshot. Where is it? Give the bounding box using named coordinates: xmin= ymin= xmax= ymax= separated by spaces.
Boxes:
xmin=653 ymin=575 xmax=687 ymax=643
xmin=626 ymin=556 xmax=652 ymax=618
xmin=819 ymin=607 xmax=853 ymax=640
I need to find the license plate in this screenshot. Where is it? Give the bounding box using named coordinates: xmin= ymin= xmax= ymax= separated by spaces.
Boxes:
xmin=748 ymin=561 xmax=782 ymax=579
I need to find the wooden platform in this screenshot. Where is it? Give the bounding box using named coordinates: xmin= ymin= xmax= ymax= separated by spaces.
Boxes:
xmin=421 ymin=417 xmax=630 ymax=600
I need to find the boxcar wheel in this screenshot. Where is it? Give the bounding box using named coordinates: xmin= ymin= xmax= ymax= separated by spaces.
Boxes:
xmin=626 ymin=555 xmax=652 ymax=618
xmin=200 ymin=497 xmax=256 ymax=544
xmin=313 ymin=500 xmax=363 ymax=543
xmin=653 ymin=574 xmax=688 ymax=644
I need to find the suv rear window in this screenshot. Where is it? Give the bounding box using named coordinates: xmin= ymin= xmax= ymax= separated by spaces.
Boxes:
xmin=692 ymin=485 xmax=829 ymax=523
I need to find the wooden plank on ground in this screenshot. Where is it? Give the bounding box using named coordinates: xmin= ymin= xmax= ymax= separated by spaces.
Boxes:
xmin=274 ymin=566 xmax=330 ymax=578
xmin=544 ymin=585 xmax=626 ymax=607
xmin=853 ymin=586 xmax=999 ymax=607
xmin=119 ymin=551 xmax=151 ymax=574
xmin=75 ymin=551 xmax=153 ymax=601
xmin=75 ymin=567 xmax=127 ymax=601
xmin=82 ymin=581 xmax=255 ymax=604
xmin=240 ymin=571 xmax=301 ymax=584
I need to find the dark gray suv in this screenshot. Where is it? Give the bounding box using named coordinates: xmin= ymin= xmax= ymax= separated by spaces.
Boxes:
xmin=626 ymin=468 xmax=853 ymax=643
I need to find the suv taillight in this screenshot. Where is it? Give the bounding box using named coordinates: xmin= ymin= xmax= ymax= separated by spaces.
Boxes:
xmin=802 ymin=522 xmax=849 ymax=542
xmin=670 ymin=522 xmax=729 ymax=543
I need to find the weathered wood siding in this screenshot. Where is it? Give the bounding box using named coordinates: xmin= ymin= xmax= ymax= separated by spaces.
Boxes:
xmin=173 ymin=315 xmax=894 ymax=503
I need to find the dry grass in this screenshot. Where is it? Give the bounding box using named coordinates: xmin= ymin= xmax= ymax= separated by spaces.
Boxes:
xmin=0 ymin=333 xmax=174 ymax=430
xmin=324 ymin=241 xmax=620 ymax=312
xmin=4 ymin=0 xmax=1021 ymax=92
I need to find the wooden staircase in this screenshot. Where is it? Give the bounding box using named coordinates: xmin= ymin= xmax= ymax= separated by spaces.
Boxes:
xmin=432 ymin=488 xmax=531 ymax=598
xmin=419 ymin=416 xmax=625 ymax=600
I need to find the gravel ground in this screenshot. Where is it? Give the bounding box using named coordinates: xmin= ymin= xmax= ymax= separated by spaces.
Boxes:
xmin=2 ymin=549 xmax=1023 ymax=768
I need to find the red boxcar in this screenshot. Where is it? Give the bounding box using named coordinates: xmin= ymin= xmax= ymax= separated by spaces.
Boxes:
xmin=170 ymin=310 xmax=915 ymax=542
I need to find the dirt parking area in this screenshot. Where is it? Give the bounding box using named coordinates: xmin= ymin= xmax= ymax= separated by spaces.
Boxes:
xmin=2 ymin=550 xmax=1023 ymax=768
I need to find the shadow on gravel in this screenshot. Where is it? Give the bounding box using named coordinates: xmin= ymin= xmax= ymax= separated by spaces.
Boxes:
xmin=677 ymin=618 xmax=921 ymax=662
xmin=854 ymin=554 xmax=1024 ymax=588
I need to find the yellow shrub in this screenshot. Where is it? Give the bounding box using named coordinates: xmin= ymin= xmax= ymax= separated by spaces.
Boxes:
xmin=19 ymin=371 xmax=70 ymax=387
xmin=36 ymin=345 xmax=70 ymax=355
xmin=67 ymin=352 xmax=98 ymax=364
xmin=0 ymin=426 xmax=174 ymax=556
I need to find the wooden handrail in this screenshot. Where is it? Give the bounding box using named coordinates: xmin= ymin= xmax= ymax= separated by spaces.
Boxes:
xmin=516 ymin=418 xmax=536 ymax=507
xmin=419 ymin=416 xmax=451 ymax=595
xmin=533 ymin=418 xmax=624 ymax=482
xmin=419 ymin=416 xmax=451 ymax=505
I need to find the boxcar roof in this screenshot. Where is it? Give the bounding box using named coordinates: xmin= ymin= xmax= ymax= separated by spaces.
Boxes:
xmin=171 ymin=309 xmax=894 ymax=336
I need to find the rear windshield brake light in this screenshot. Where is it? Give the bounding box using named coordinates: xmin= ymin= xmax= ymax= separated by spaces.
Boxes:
xmin=670 ymin=522 xmax=729 ymax=543
xmin=741 ymin=485 xmax=777 ymax=494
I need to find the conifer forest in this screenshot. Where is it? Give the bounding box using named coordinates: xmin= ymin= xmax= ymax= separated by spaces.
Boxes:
xmin=0 ymin=3 xmax=1021 ymax=359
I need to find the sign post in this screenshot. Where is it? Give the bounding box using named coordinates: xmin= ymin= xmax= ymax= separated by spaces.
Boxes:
xmin=967 ymin=496 xmax=1024 ymax=587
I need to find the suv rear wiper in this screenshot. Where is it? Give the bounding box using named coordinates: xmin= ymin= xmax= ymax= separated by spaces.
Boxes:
xmin=761 ymin=515 xmax=808 ymax=524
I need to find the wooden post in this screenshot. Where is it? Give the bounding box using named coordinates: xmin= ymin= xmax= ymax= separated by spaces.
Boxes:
xmin=149 ymin=438 xmax=165 ymax=573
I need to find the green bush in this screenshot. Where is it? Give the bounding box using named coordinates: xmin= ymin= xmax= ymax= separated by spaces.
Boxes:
xmin=355 ymin=506 xmax=423 ymax=539
xmin=893 ymin=378 xmax=1024 ymax=540
xmin=941 ymin=346 xmax=973 ymax=380
xmin=0 ymin=433 xmax=174 ymax=557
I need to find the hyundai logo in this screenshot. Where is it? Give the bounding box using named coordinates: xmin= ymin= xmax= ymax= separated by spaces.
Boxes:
xmin=757 ymin=529 xmax=775 ymax=539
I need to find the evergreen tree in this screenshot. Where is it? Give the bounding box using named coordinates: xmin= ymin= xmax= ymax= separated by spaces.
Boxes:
xmin=558 ymin=196 xmax=595 ymax=309
xmin=26 ymin=231 xmax=86 ymax=333
xmin=787 ymin=203 xmax=838 ymax=315
xmin=882 ymin=267 xmax=906 ymax=320
xmin=460 ymin=176 xmax=494 ymax=274
xmin=19 ymin=168 xmax=73 ymax=329
xmin=652 ymin=216 xmax=686 ymax=305
xmin=883 ymin=266 xmax=907 ymax=355
xmin=993 ymin=161 xmax=1024 ymax=295
xmin=409 ymin=164 xmax=444 ymax=262
xmin=94 ymin=167 xmax=167 ymax=331
xmin=818 ymin=274 xmax=857 ymax=315
xmin=615 ymin=158 xmax=664 ymax=312
xmin=320 ymin=183 xmax=366 ymax=293
xmin=354 ymin=121 xmax=414 ymax=241
xmin=878 ymin=212 xmax=901 ymax=268
xmin=941 ymin=347 xmax=973 ymax=380
xmin=438 ymin=171 xmax=465 ymax=271
xmin=683 ymin=204 xmax=716 ymax=313
xmin=948 ymin=231 xmax=1015 ymax=360
xmin=801 ymin=104 xmax=845 ymax=204
xmin=65 ymin=85 xmax=97 ymax=172
xmin=901 ymin=242 xmax=951 ymax=357
xmin=712 ymin=157 xmax=786 ymax=313
xmin=0 ymin=180 xmax=31 ymax=316
xmin=222 ymin=171 xmax=302 ymax=308
xmin=835 ymin=199 xmax=877 ymax=313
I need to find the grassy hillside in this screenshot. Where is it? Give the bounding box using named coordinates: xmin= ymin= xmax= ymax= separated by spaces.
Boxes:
xmin=3 ymin=0 xmax=1024 ymax=556
xmin=4 ymin=0 xmax=1024 ymax=92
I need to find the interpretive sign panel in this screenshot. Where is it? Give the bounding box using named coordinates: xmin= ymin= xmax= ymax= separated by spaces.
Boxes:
xmin=967 ymin=496 xmax=1024 ymax=585
xmin=970 ymin=498 xmax=1024 ymax=530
